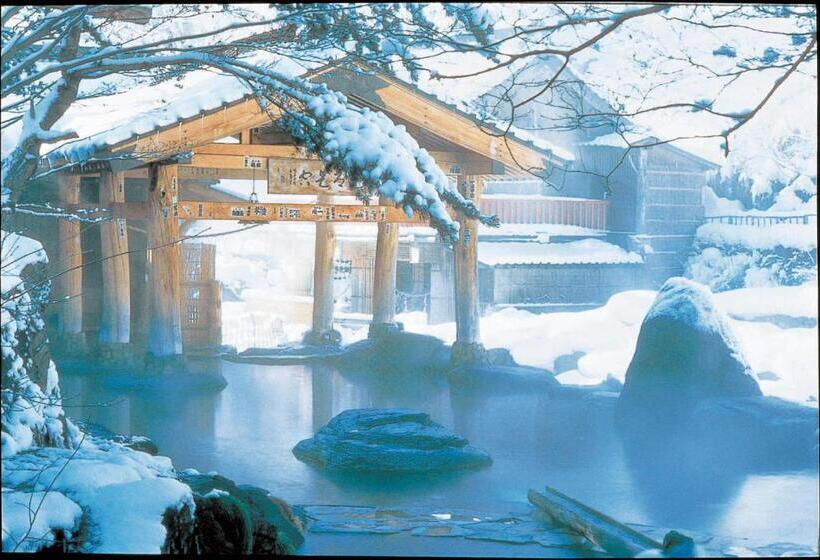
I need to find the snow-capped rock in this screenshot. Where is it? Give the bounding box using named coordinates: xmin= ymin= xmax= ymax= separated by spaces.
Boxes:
xmin=616 ymin=277 xmax=761 ymax=427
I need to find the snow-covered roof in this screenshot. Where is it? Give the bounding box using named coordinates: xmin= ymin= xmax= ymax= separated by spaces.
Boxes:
xmin=44 ymin=59 xmax=565 ymax=170
xmin=582 ymin=133 xmax=721 ymax=170
xmin=478 ymin=238 xmax=643 ymax=267
xmin=46 ymin=74 xmax=255 ymax=167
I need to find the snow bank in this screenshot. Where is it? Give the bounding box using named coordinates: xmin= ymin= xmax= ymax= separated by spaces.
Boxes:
xmin=401 ymin=285 xmax=818 ymax=404
xmin=89 ymin=478 xmax=193 ymax=554
xmin=696 ymin=223 xmax=817 ymax=252
xmin=2 ymin=232 xmax=78 ymax=457
xmin=478 ymin=239 xmax=643 ymax=266
xmin=716 ymin=283 xmax=818 ymax=321
xmin=2 ymin=438 xmax=193 ymax=554
xmin=2 ymin=489 xmax=83 ymax=552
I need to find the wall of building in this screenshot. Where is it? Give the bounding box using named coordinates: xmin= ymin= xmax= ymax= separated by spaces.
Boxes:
xmin=490 ymin=262 xmax=644 ymax=307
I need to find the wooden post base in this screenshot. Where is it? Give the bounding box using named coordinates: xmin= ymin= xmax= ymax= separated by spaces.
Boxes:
xmin=141 ymin=352 xmax=188 ymax=374
xmin=303 ymin=328 xmax=342 ymax=348
xmin=97 ymin=342 xmax=137 ymax=366
xmin=50 ymin=332 xmax=88 ymax=357
xmin=450 ymin=340 xmax=490 ymax=367
xmin=367 ymin=322 xmax=404 ymax=340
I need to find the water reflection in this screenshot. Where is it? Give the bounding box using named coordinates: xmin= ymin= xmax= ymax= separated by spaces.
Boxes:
xmin=57 ymin=359 xmax=819 ymax=547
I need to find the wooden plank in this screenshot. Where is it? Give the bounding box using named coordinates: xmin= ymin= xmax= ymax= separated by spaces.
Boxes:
xmin=147 ymin=164 xmax=183 ymax=357
xmin=54 ymin=174 xmax=84 ymax=340
xmin=267 ymin=159 xmax=353 ymax=195
xmin=176 ymin=200 xmax=424 ymax=224
xmin=371 ymin=197 xmax=400 ymax=328
xmin=98 ymin=170 xmax=131 ymax=344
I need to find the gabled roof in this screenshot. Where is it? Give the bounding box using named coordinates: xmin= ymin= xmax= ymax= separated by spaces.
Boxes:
xmin=43 ymin=60 xmax=563 ymax=176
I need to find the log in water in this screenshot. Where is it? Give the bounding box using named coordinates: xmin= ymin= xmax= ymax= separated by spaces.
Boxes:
xmin=528 ymin=486 xmax=665 ymax=557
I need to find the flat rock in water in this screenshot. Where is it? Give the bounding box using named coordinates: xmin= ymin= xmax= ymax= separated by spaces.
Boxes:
xmin=292 ymin=408 xmax=492 ymax=472
xmin=616 ymin=277 xmax=761 ymax=427
xmin=335 ymin=332 xmax=450 ymax=373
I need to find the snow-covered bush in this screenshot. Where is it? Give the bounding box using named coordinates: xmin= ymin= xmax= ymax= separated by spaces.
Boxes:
xmin=1 ymin=232 xmax=80 ymax=457
xmin=686 ymin=225 xmax=817 ymax=291
xmin=711 ymin=171 xmax=817 ymax=212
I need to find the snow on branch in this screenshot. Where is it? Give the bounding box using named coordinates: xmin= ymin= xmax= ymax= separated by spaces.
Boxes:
xmin=275 ymin=87 xmax=498 ymax=239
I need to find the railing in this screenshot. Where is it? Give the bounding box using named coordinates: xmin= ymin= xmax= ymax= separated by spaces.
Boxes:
xmin=704 ymin=214 xmax=816 ymax=226
xmin=480 ymin=196 xmax=608 ymax=229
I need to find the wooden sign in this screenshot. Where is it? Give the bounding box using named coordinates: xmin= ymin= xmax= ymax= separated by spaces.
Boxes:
xmin=176 ymin=200 xmax=423 ymax=224
xmin=267 ymin=160 xmax=354 ymax=195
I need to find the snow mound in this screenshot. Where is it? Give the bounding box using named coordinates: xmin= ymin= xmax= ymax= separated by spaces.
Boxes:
xmin=2 ymin=437 xmax=192 ymax=554
xmin=2 ymin=489 xmax=83 ymax=552
xmin=696 ymin=223 xmax=817 ymax=252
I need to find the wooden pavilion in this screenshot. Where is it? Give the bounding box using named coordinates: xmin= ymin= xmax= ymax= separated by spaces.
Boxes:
xmin=34 ymin=62 xmax=561 ymax=364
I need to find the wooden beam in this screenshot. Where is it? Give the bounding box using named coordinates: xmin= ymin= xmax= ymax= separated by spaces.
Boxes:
xmin=147 ymin=164 xmax=183 ymax=357
xmin=54 ymin=200 xmax=428 ymax=224
xmin=98 ymin=170 xmax=131 ymax=346
xmin=190 ymin=144 xmax=495 ymax=175
xmin=370 ymin=198 xmax=400 ymax=334
xmin=307 ymin=194 xmax=339 ymax=345
xmin=452 ymin=175 xmax=486 ymax=364
xmin=53 ymin=173 xmax=84 ymax=346
xmin=63 ymin=201 xmax=148 ymax=220
xmin=193 ymin=143 xmax=314 ymax=158
xmin=176 ymin=200 xmax=424 ymax=224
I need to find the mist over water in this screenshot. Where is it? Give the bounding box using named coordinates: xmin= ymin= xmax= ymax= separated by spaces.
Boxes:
xmin=58 ymin=358 xmax=819 ymax=549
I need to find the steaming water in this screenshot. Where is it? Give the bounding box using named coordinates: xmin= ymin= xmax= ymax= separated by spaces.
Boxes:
xmin=58 ymin=359 xmax=819 ymax=555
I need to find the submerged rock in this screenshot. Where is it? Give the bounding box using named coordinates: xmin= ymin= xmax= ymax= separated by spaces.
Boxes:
xmin=688 ymin=396 xmax=819 ymax=465
xmin=293 ymin=408 xmax=492 ymax=472
xmin=616 ymin=278 xmax=761 ymax=427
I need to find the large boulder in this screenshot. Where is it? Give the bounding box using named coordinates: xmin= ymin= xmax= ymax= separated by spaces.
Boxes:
xmin=616 ymin=278 xmax=761 ymax=427
xmin=293 ymin=408 xmax=492 ymax=472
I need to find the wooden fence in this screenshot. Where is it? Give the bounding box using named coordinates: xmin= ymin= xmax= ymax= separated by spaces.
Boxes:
xmin=181 ymin=243 xmax=222 ymax=352
xmin=480 ymin=197 xmax=608 ymax=229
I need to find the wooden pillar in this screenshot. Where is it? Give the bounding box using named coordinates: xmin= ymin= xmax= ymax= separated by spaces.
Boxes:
xmin=98 ymin=170 xmax=131 ymax=348
xmin=146 ymin=163 xmax=183 ymax=359
xmin=53 ymin=173 xmax=85 ymax=350
xmin=369 ymin=197 xmax=400 ymax=338
xmin=452 ymin=175 xmax=487 ymax=366
xmin=306 ymin=194 xmax=339 ymax=346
